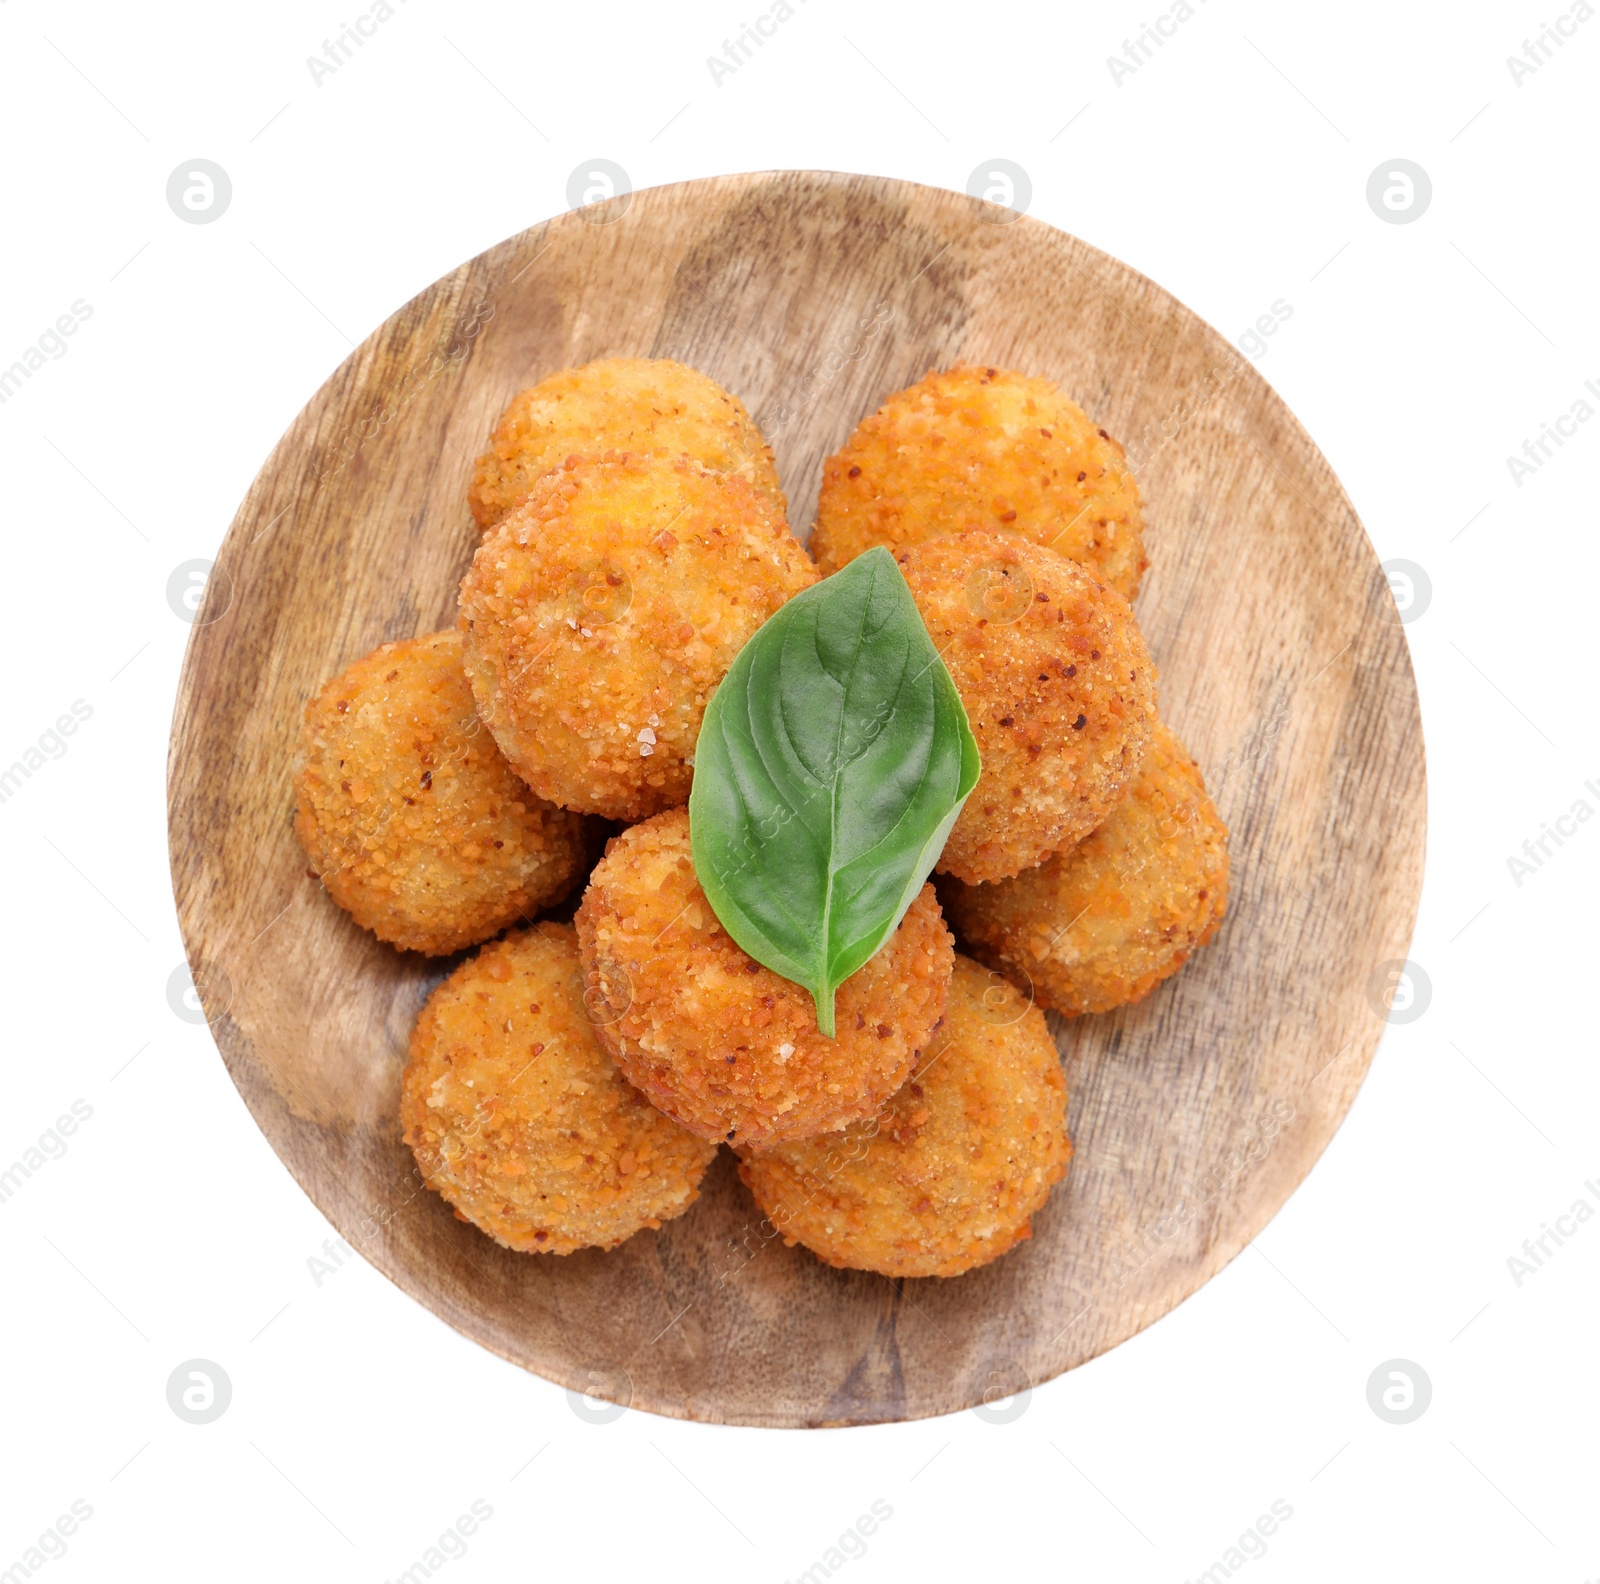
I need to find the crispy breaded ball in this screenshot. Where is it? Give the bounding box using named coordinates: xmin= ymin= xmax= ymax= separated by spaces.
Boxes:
xmin=459 ymin=452 xmax=817 ymax=822
xmin=401 ymin=923 xmax=718 ymax=1254
xmin=575 ymin=808 xmax=954 ymax=1150
xmin=469 ymin=358 xmax=785 ymax=530
xmin=943 ymin=723 xmax=1229 ymax=1016
xmin=294 ymin=630 xmax=590 ymax=955
xmin=896 ymin=530 xmax=1157 ymax=884
xmin=738 ymin=955 xmax=1071 ymax=1278
xmin=810 ymin=365 xmax=1147 ymax=600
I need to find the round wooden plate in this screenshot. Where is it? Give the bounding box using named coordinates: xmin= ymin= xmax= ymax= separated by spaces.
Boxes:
xmin=167 ymin=170 xmax=1424 ymax=1427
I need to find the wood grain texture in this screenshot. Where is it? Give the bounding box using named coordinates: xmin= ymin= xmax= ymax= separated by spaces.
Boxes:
xmin=166 ymin=171 xmax=1426 ymax=1427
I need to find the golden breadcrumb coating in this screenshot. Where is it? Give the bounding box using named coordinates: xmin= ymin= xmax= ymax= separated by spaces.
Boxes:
xmin=943 ymin=723 xmax=1229 ymax=1015
xmin=738 ymin=955 xmax=1071 ymax=1278
xmin=896 ymin=531 xmax=1157 ymax=884
xmin=401 ymin=923 xmax=718 ymax=1254
xmin=459 ymin=452 xmax=817 ymax=822
xmin=810 ymin=364 xmax=1148 ymax=600
xmin=294 ymin=630 xmax=590 ymax=955
xmin=575 ymin=808 xmax=954 ymax=1150
xmin=469 ymin=357 xmax=785 ymax=529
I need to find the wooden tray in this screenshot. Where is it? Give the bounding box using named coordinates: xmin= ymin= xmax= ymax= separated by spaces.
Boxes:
xmin=167 ymin=170 xmax=1425 ymax=1426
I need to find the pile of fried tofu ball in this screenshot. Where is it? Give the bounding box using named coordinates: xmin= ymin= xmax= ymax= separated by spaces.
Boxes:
xmin=293 ymin=359 xmax=1228 ymax=1280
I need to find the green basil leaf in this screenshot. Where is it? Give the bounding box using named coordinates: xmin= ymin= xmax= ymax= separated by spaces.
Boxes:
xmin=689 ymin=546 xmax=980 ymax=1036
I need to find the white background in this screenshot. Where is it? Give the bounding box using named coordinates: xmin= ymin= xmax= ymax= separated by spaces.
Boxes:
xmin=2 ymin=0 xmax=1598 ymax=1580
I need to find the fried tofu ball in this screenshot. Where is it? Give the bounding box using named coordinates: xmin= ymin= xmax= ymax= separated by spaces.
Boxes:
xmin=469 ymin=358 xmax=785 ymax=530
xmin=459 ymin=452 xmax=817 ymax=822
xmin=401 ymin=923 xmax=718 ymax=1253
xmin=810 ymin=365 xmax=1148 ymax=601
xmin=294 ymin=630 xmax=590 ymax=955
xmin=738 ymin=955 xmax=1071 ymax=1278
xmin=896 ymin=531 xmax=1156 ymax=884
xmin=943 ymin=724 xmax=1229 ymax=1016
xmin=575 ymin=808 xmax=954 ymax=1150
